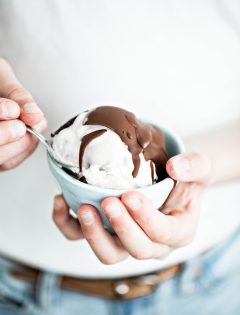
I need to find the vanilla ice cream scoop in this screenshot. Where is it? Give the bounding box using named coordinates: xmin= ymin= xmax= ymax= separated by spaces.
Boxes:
xmin=51 ymin=106 xmax=168 ymax=189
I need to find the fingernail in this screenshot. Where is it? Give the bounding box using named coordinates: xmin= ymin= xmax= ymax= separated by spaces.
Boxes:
xmin=105 ymin=203 xmax=122 ymax=218
xmin=10 ymin=122 xmax=26 ymax=139
xmin=2 ymin=101 xmax=19 ymax=117
xmin=172 ymin=157 xmax=190 ymax=176
xmin=23 ymin=102 xmax=43 ymax=114
xmin=126 ymin=197 xmax=141 ymax=211
xmin=33 ymin=119 xmax=47 ymax=132
xmin=80 ymin=212 xmax=94 ymax=225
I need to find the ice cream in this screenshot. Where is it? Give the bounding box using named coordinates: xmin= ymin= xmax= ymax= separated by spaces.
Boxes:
xmin=51 ymin=106 xmax=168 ymax=189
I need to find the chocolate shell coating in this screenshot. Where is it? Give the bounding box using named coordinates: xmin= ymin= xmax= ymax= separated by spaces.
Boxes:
xmin=84 ymin=106 xmax=168 ymax=181
xmin=52 ymin=106 xmax=168 ymax=182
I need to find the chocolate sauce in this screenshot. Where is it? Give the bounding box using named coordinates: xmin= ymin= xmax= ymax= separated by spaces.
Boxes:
xmin=84 ymin=106 xmax=168 ymax=180
xmin=51 ymin=115 xmax=78 ymax=137
xmin=62 ymin=167 xmax=81 ymax=180
xmin=79 ymin=129 xmax=107 ymax=171
xmin=79 ymin=176 xmax=88 ymax=184
xmin=62 ymin=167 xmax=88 ymax=183
xmin=53 ymin=106 xmax=168 ymax=183
xmin=150 ymin=160 xmax=154 ymax=182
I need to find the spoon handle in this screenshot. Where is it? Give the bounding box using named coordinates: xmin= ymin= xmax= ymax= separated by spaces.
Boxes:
xmin=26 ymin=125 xmax=75 ymax=170
xmin=26 ymin=125 xmax=51 ymax=150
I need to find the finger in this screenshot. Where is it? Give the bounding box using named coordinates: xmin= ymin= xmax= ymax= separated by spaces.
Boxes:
xmin=20 ymin=102 xmax=47 ymax=131
xmin=101 ymin=197 xmax=158 ymax=260
xmin=0 ymin=98 xmax=20 ymax=120
xmin=162 ymin=182 xmax=204 ymax=214
xmin=166 ymin=152 xmax=211 ymax=184
xmin=121 ymin=191 xmax=198 ymax=247
xmin=0 ymin=117 xmax=47 ymax=170
xmin=0 ymin=141 xmax=38 ymax=171
xmin=152 ymin=244 xmax=172 ymax=260
xmin=77 ymin=204 xmax=128 ymax=264
xmin=0 ymin=59 xmax=47 ymax=128
xmin=0 ymin=133 xmax=38 ymax=165
xmin=52 ymin=195 xmax=83 ymax=240
xmin=0 ymin=120 xmax=26 ymax=145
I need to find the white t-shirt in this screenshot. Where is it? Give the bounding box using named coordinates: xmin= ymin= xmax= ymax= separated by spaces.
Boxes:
xmin=0 ymin=0 xmax=240 ymax=278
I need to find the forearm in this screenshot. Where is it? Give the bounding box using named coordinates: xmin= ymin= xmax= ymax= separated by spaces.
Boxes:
xmin=184 ymin=119 xmax=240 ymax=185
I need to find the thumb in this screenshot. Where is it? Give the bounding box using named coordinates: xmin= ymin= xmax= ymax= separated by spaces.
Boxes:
xmin=166 ymin=152 xmax=212 ymax=184
xmin=0 ymin=59 xmax=47 ymax=131
xmin=9 ymin=87 xmax=47 ymax=131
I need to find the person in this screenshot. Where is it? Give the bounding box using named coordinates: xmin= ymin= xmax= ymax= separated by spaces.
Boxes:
xmin=0 ymin=1 xmax=240 ymax=314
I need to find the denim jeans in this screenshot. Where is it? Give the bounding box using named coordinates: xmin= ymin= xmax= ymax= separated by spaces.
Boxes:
xmin=0 ymin=228 xmax=240 ymax=315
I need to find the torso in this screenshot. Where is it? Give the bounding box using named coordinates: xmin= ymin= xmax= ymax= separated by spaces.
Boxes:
xmin=0 ymin=0 xmax=240 ymax=277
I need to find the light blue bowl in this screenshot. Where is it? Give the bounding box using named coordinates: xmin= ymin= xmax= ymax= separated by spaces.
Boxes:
xmin=47 ymin=119 xmax=185 ymax=233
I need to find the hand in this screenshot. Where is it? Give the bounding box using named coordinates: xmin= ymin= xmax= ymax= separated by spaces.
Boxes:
xmin=0 ymin=58 xmax=47 ymax=170
xmin=53 ymin=152 xmax=211 ymax=264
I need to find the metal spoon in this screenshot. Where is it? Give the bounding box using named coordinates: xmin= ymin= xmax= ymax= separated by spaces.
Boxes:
xmin=26 ymin=125 xmax=74 ymax=170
